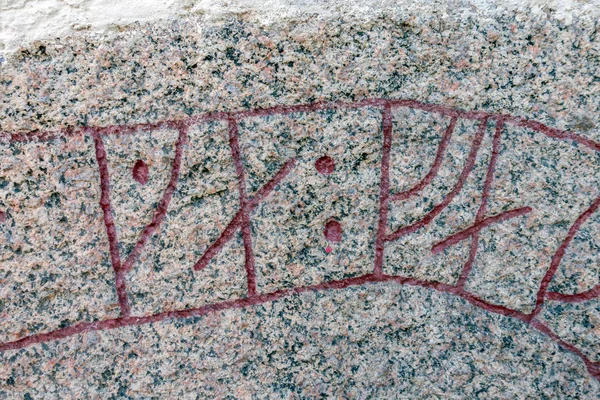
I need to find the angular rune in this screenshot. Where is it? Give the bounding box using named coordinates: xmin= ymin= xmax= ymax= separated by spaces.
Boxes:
xmin=0 ymin=98 xmax=599 ymax=380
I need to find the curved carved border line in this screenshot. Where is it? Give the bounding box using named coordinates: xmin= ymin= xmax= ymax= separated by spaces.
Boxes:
xmin=1 ymin=98 xmax=599 ymax=381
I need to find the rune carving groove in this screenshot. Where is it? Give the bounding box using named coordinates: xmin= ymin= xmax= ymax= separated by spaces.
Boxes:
xmin=1 ymin=98 xmax=599 ymax=379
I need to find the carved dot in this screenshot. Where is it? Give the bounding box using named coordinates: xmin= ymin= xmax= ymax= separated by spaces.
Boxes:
xmin=132 ymin=159 xmax=149 ymax=185
xmin=315 ymin=155 xmax=335 ymax=175
xmin=0 ymin=210 xmax=6 ymax=223
xmin=324 ymin=220 xmax=343 ymax=243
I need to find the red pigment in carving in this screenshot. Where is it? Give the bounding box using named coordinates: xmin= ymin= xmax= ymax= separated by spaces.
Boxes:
xmin=324 ymin=220 xmax=343 ymax=243
xmin=91 ymin=131 xmax=131 ymax=317
xmin=0 ymin=210 xmax=6 ymax=223
xmin=385 ymin=117 xmax=488 ymax=242
xmin=547 ymin=282 xmax=600 ymax=303
xmin=391 ymin=116 xmax=457 ymax=202
xmin=2 ymin=272 xmax=597 ymax=381
xmin=132 ymin=159 xmax=149 ymax=185
xmin=455 ymin=119 xmax=505 ymax=288
xmin=431 ymin=207 xmax=533 ymax=255
xmin=325 ymin=246 xmax=333 ymax=253
xmin=315 ymin=156 xmax=335 ymax=174
xmin=228 ymin=117 xmax=258 ymax=297
xmin=6 ymin=98 xmax=600 ymax=152
xmin=193 ymin=158 xmax=297 ymax=271
xmin=534 ymin=193 xmax=600 ymax=309
xmin=121 ymin=124 xmax=188 ymax=272
xmin=2 ymin=98 xmax=600 ymax=381
xmin=373 ymin=103 xmax=393 ymax=277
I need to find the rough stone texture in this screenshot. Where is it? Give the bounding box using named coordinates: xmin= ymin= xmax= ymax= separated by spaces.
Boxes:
xmin=1 ymin=9 xmax=600 ymax=146
xmin=540 ymin=299 xmax=600 ymax=363
xmin=0 ymin=135 xmax=120 ymax=343
xmin=384 ymin=111 xmax=489 ymax=285
xmin=103 ymin=127 xmax=179 ymax=255
xmin=1 ymin=1 xmax=600 ymax=397
xmin=550 ymin=211 xmax=600 ymax=295
xmin=467 ymin=124 xmax=600 ymax=313
xmin=1 ymin=284 xmax=599 ymax=398
xmin=239 ymin=108 xmax=382 ymax=293
xmin=127 ymin=121 xmax=248 ymax=315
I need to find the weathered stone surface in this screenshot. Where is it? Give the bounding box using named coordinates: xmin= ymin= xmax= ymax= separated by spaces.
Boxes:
xmin=238 ymin=108 xmax=382 ymax=293
xmin=2 ymin=2 xmax=600 ymax=397
xmin=102 ymin=127 xmax=179 ymax=255
xmin=467 ymin=124 xmax=600 ymax=313
xmin=550 ymin=211 xmax=600 ymax=295
xmin=1 ymin=284 xmax=599 ymax=398
xmin=127 ymin=121 xmax=247 ymax=315
xmin=0 ymin=135 xmax=119 ymax=343
xmin=384 ymin=110 xmax=489 ymax=284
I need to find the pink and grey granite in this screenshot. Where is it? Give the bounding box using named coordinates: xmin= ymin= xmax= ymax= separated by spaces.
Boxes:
xmin=384 ymin=111 xmax=489 ymax=285
xmin=1 ymin=2 xmax=600 ymax=398
xmin=128 ymin=121 xmax=247 ymax=315
xmin=467 ymin=124 xmax=600 ymax=313
xmin=0 ymin=135 xmax=120 ymax=343
xmin=0 ymin=285 xmax=598 ymax=398
xmin=238 ymin=108 xmax=382 ymax=293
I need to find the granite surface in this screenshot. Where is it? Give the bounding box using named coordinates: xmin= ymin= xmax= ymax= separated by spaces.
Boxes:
xmin=240 ymin=108 xmax=382 ymax=293
xmin=1 ymin=1 xmax=600 ymax=398
xmin=2 ymin=285 xmax=599 ymax=398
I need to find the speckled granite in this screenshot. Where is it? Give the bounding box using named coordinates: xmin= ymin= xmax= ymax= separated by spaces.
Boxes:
xmin=128 ymin=121 xmax=247 ymax=315
xmin=1 ymin=2 xmax=600 ymax=398
xmin=239 ymin=108 xmax=382 ymax=293
xmin=467 ymin=123 xmax=600 ymax=313
xmin=384 ymin=112 xmax=488 ymax=285
xmin=1 ymin=285 xmax=599 ymax=398
xmin=0 ymin=134 xmax=120 ymax=343
xmin=2 ymin=10 xmax=600 ymax=145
